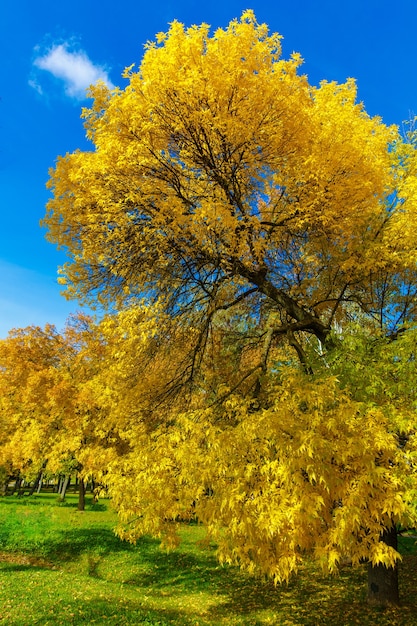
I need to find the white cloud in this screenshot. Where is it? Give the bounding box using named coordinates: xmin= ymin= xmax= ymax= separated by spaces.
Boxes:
xmin=28 ymin=78 xmax=43 ymax=96
xmin=32 ymin=43 xmax=115 ymax=100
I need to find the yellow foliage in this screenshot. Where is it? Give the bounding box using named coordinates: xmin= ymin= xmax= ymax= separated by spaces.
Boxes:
xmin=102 ymin=365 xmax=417 ymax=582
xmin=29 ymin=11 xmax=417 ymax=586
xmin=0 ymin=314 xmax=118 ymax=480
xmin=42 ymin=12 xmax=417 ymax=337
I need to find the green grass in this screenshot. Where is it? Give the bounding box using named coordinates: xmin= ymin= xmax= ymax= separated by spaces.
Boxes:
xmin=0 ymin=494 xmax=417 ymax=625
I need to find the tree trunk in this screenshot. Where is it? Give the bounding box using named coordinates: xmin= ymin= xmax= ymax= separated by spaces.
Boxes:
xmin=1 ymin=477 xmax=9 ymax=495
xmin=60 ymin=475 xmax=71 ymax=500
xmin=36 ymin=473 xmax=44 ymax=493
xmin=29 ymin=463 xmax=47 ymax=496
xmin=367 ymin=526 xmax=399 ymax=605
xmin=78 ymin=477 xmax=86 ymax=511
xmin=53 ymin=476 xmax=61 ymax=493
xmin=9 ymin=474 xmax=20 ymax=495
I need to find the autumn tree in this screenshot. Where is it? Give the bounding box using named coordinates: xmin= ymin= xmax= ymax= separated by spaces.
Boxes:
xmin=0 ymin=324 xmax=64 ymax=484
xmin=43 ymin=12 xmax=417 ymax=604
xmin=0 ymin=315 xmax=114 ymax=509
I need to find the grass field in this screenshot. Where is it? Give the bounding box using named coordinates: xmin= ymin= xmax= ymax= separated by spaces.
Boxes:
xmin=0 ymin=493 xmax=417 ymax=625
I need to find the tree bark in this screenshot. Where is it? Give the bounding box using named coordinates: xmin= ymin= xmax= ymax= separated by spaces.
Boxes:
xmin=1 ymin=477 xmax=9 ymax=495
xmin=29 ymin=462 xmax=47 ymax=496
xmin=78 ymin=477 xmax=86 ymax=511
xmin=53 ymin=475 xmax=61 ymax=493
xmin=60 ymin=475 xmax=71 ymax=500
xmin=9 ymin=474 xmax=21 ymax=495
xmin=367 ymin=526 xmax=399 ymax=605
xmin=36 ymin=473 xmax=44 ymax=493
xmin=234 ymin=262 xmax=331 ymax=346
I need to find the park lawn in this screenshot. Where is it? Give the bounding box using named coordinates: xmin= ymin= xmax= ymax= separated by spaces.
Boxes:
xmin=0 ymin=494 xmax=416 ymax=625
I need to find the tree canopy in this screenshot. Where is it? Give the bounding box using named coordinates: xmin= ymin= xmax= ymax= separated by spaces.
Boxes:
xmin=0 ymin=315 xmax=117 ymax=501
xmin=36 ymin=10 xmax=417 ymax=604
xmin=44 ymin=12 xmax=417 ymax=340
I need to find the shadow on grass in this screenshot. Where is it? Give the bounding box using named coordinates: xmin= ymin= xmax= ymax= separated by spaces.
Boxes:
xmin=0 ymin=563 xmax=52 ymax=573
xmin=35 ymin=526 xmax=143 ymax=562
xmin=6 ymin=554 xmax=417 ymax=626
xmin=202 ymin=559 xmax=417 ymax=626
xmin=106 ymin=537 xmax=417 ymax=624
xmin=0 ymin=493 xmax=103 ymax=510
xmin=39 ymin=525 xmax=236 ymax=594
xmin=9 ymin=600 xmax=200 ymax=626
xmin=2 ymin=495 xmax=417 ymax=625
xmin=0 ymin=495 xmax=49 ymax=506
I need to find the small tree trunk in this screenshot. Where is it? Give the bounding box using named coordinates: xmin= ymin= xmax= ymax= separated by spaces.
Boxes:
xmin=367 ymin=526 xmax=399 ymax=606
xmin=29 ymin=463 xmax=47 ymax=496
xmin=60 ymin=475 xmax=71 ymax=500
xmin=9 ymin=475 xmax=20 ymax=495
xmin=58 ymin=475 xmax=67 ymax=495
xmin=36 ymin=473 xmax=44 ymax=493
xmin=78 ymin=477 xmax=86 ymax=511
xmin=17 ymin=478 xmax=26 ymax=496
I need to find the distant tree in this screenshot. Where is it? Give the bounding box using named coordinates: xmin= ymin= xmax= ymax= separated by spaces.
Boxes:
xmin=0 ymin=315 xmax=112 ymax=510
xmin=0 ymin=324 xmax=63 ymax=482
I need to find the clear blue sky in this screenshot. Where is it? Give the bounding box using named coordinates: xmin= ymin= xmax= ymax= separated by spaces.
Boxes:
xmin=1 ymin=0 xmax=416 ymax=338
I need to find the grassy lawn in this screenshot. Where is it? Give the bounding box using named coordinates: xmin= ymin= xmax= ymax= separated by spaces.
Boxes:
xmin=0 ymin=494 xmax=416 ymax=625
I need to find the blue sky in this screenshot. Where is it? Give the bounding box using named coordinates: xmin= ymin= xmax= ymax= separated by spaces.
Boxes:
xmin=1 ymin=0 xmax=416 ymax=338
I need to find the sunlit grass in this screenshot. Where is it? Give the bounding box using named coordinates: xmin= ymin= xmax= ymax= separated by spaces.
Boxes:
xmin=0 ymin=493 xmax=416 ymax=625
